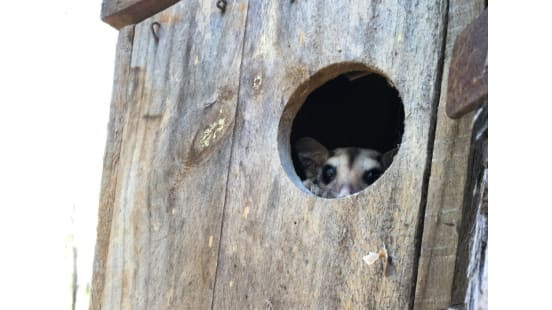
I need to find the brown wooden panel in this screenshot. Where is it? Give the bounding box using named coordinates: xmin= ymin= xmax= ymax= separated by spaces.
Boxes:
xmin=446 ymin=9 xmax=488 ymax=119
xmin=101 ymin=0 xmax=180 ymax=29
xmin=91 ymin=1 xmax=249 ymax=309
xmin=212 ymin=1 xmax=448 ymax=308
xmin=413 ymin=1 xmax=486 ymax=309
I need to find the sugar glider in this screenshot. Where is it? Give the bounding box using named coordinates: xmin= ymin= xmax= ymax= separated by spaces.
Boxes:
xmin=294 ymin=137 xmax=395 ymax=198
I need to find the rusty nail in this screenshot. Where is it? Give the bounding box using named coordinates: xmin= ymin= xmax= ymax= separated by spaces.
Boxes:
xmin=216 ymin=0 xmax=227 ymax=13
xmin=151 ymin=22 xmax=161 ymax=43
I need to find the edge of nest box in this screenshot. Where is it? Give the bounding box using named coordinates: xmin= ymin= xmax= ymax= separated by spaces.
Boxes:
xmin=101 ymin=0 xmax=180 ymax=29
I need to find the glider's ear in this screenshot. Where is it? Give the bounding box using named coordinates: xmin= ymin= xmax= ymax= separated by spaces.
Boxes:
xmin=294 ymin=137 xmax=329 ymax=179
xmin=381 ymin=146 xmax=399 ymax=170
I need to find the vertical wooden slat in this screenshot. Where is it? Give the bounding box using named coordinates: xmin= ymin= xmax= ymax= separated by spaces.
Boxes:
xmin=212 ymin=1 xmax=447 ymax=308
xmin=91 ymin=25 xmax=135 ymax=310
xmin=91 ymin=1 xmax=249 ymax=308
xmin=413 ymin=1 xmax=486 ymax=309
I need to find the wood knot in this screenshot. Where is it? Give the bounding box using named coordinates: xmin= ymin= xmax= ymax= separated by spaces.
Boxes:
xmin=198 ymin=117 xmax=226 ymax=148
xmin=187 ymin=96 xmax=234 ymax=166
xmin=252 ymin=75 xmax=263 ymax=90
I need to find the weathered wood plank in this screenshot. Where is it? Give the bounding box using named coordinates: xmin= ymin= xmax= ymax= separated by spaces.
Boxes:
xmin=91 ymin=25 xmax=135 ymax=310
xmin=91 ymin=1 xmax=249 ymax=309
xmin=101 ymin=0 xmax=180 ymax=29
xmin=413 ymin=2 xmax=486 ymax=309
xmin=212 ymin=1 xmax=447 ymax=308
xmin=451 ymin=104 xmax=488 ymax=308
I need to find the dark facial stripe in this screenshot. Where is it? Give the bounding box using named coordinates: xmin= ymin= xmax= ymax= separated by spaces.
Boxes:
xmin=346 ymin=148 xmax=361 ymax=168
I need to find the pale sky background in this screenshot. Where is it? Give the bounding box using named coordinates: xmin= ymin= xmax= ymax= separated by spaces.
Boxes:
xmin=0 ymin=1 xmax=117 ymax=309
xmin=0 ymin=1 xmax=551 ymax=309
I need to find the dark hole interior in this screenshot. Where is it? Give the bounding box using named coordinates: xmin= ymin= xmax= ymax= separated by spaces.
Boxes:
xmin=290 ymin=71 xmax=404 ymax=180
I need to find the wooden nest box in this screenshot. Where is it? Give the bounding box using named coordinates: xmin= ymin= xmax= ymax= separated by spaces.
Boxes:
xmin=93 ymin=0 xmax=488 ymax=309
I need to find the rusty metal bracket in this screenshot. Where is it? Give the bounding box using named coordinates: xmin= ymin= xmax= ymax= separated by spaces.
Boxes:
xmin=446 ymin=8 xmax=488 ymax=119
xmin=151 ymin=22 xmax=161 ymax=43
xmin=216 ymin=0 xmax=228 ymax=13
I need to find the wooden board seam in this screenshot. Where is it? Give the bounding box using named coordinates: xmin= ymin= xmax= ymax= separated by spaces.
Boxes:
xmin=409 ymin=1 xmax=450 ymax=308
xmin=209 ymin=2 xmax=251 ymax=309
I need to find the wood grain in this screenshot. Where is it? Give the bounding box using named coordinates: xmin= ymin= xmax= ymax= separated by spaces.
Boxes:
xmin=91 ymin=1 xmax=249 ymax=308
xmin=90 ymin=25 xmax=134 ymax=310
xmin=212 ymin=1 xmax=448 ymax=308
xmin=101 ymin=0 xmax=180 ymax=29
xmin=413 ymin=1 xmax=486 ymax=309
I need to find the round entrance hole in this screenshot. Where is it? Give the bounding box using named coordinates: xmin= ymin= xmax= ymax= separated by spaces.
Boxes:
xmin=278 ymin=64 xmax=404 ymax=199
